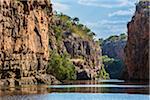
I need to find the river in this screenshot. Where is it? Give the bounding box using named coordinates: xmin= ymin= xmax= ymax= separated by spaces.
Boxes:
xmin=0 ymin=79 xmax=149 ymax=100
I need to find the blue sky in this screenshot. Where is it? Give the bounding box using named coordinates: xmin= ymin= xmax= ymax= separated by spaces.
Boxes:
xmin=52 ymin=0 xmax=139 ymax=39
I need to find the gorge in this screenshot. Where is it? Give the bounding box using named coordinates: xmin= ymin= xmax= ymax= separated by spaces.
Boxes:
xmin=0 ymin=0 xmax=107 ymax=86
xmin=0 ymin=0 xmax=149 ymax=88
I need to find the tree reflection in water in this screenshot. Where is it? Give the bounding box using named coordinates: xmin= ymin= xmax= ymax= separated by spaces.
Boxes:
xmin=0 ymin=80 xmax=149 ymax=98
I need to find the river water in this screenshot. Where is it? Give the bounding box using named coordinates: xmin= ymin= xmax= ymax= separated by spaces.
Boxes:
xmin=0 ymin=79 xmax=149 ymax=100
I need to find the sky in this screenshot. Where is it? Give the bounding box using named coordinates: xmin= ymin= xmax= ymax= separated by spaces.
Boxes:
xmin=51 ymin=0 xmax=139 ymax=39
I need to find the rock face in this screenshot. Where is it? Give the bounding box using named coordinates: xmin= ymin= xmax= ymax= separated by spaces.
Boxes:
xmin=124 ymin=1 xmax=149 ymax=80
xmin=101 ymin=35 xmax=127 ymax=79
xmin=64 ymin=35 xmax=102 ymax=80
xmin=0 ymin=0 xmax=54 ymax=86
xmin=102 ymin=40 xmax=126 ymax=79
xmin=49 ymin=14 xmax=103 ymax=80
xmin=102 ymin=40 xmax=126 ymax=60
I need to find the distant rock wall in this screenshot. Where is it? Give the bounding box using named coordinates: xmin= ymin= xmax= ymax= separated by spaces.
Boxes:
xmin=124 ymin=1 xmax=149 ymax=80
xmin=102 ymin=40 xmax=126 ymax=79
xmin=102 ymin=40 xmax=126 ymax=60
xmin=0 ymin=0 xmax=53 ymax=86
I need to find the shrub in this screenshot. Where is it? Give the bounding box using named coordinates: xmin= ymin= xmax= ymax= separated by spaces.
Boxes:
xmin=54 ymin=13 xmax=96 ymax=40
xmin=101 ymin=55 xmax=124 ymax=79
xmin=73 ymin=17 xmax=79 ymax=24
xmin=47 ymin=51 xmax=76 ymax=80
xmin=101 ymin=55 xmax=115 ymax=64
xmin=103 ymin=33 xmax=127 ymax=43
xmin=98 ymin=64 xmax=110 ymax=79
xmin=120 ymin=33 xmax=127 ymax=40
xmin=106 ymin=35 xmax=119 ymax=42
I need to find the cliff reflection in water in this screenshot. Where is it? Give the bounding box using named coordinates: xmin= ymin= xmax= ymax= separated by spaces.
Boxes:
xmin=49 ymin=80 xmax=149 ymax=94
xmin=0 ymin=80 xmax=149 ymax=97
xmin=0 ymin=85 xmax=49 ymax=96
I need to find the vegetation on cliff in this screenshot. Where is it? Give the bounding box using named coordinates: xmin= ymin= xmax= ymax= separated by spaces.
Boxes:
xmin=99 ymin=33 xmax=127 ymax=45
xmin=101 ymin=55 xmax=124 ymax=79
xmin=47 ymin=12 xmax=107 ymax=80
xmin=52 ymin=12 xmax=96 ymax=41
xmin=97 ymin=64 xmax=110 ymax=79
xmin=47 ymin=51 xmax=76 ymax=80
xmin=99 ymin=34 xmax=127 ymax=79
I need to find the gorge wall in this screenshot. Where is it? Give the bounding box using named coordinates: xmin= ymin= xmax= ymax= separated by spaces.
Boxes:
xmin=64 ymin=35 xmax=102 ymax=80
xmin=0 ymin=0 xmax=54 ymax=86
xmin=102 ymin=36 xmax=127 ymax=60
xmin=0 ymin=0 xmax=105 ymax=86
xmin=124 ymin=1 xmax=149 ymax=80
xmin=101 ymin=34 xmax=127 ymax=79
xmin=48 ymin=14 xmax=104 ymax=80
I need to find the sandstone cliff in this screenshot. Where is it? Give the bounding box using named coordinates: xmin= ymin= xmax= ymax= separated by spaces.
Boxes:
xmin=64 ymin=35 xmax=102 ymax=80
xmin=124 ymin=1 xmax=149 ymax=80
xmin=0 ymin=0 xmax=57 ymax=86
xmin=48 ymin=14 xmax=104 ymax=80
xmin=0 ymin=0 xmax=108 ymax=86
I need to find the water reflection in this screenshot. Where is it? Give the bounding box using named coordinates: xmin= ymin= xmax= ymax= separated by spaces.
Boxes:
xmin=0 ymin=85 xmax=49 ymax=96
xmin=98 ymin=79 xmax=125 ymax=83
xmin=0 ymin=80 xmax=149 ymax=95
xmin=0 ymin=80 xmax=149 ymax=100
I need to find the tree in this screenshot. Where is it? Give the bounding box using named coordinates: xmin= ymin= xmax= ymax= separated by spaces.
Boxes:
xmin=101 ymin=55 xmax=114 ymax=64
xmin=106 ymin=35 xmax=119 ymax=42
xmin=73 ymin=17 xmax=79 ymax=24
xmin=120 ymin=33 xmax=127 ymax=40
xmin=98 ymin=64 xmax=110 ymax=79
xmin=98 ymin=38 xmax=104 ymax=46
xmin=101 ymin=55 xmax=124 ymax=79
xmin=47 ymin=51 xmax=76 ymax=80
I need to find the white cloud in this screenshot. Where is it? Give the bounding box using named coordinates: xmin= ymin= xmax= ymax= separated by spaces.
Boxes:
xmin=77 ymin=0 xmax=136 ymax=8
xmin=100 ymin=20 xmax=127 ymax=24
xmin=84 ymin=19 xmax=127 ymax=38
xmin=52 ymin=1 xmax=70 ymax=12
xmin=85 ymin=20 xmax=127 ymax=29
xmin=108 ymin=9 xmax=134 ymax=17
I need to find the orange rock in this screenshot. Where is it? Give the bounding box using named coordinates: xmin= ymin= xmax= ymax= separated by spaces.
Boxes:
xmin=124 ymin=1 xmax=149 ymax=80
xmin=0 ymin=0 xmax=53 ymax=85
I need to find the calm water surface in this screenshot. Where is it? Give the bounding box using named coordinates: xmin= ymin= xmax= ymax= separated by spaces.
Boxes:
xmin=0 ymin=80 xmax=149 ymax=100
